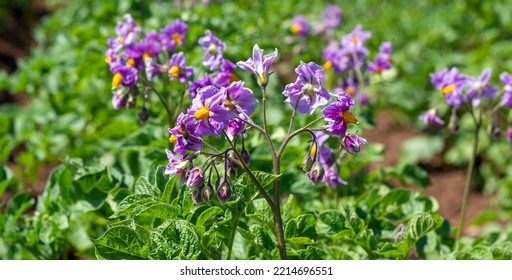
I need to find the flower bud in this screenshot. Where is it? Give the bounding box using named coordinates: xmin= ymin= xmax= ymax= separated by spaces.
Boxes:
xmin=127 ymin=95 xmax=136 ymax=108
xmin=201 ymin=184 xmax=214 ymax=202
xmin=340 ymin=134 xmax=367 ymax=154
xmin=308 ymin=161 xmax=325 ymax=184
xmin=240 ymin=147 xmax=251 ymax=165
xmin=191 ymin=188 xmax=202 ymax=204
xmin=186 ymin=167 xmax=204 ymax=189
xmin=226 ymin=149 xmax=241 ymax=168
xmin=394 ymin=223 xmax=406 ymax=243
xmin=112 ymin=90 xmax=128 ymax=110
xmin=506 ymin=127 xmax=512 ymax=142
xmin=217 ymin=176 xmax=232 ymax=203
xmin=490 ymin=123 xmax=501 ymax=139
xmin=448 ymin=109 xmax=459 ymax=133
xmin=138 ymin=106 xmax=149 ymax=122
xmin=301 ymin=154 xmax=313 ymax=172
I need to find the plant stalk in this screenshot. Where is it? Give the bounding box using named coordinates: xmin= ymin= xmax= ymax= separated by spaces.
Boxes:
xmin=456 ymin=113 xmax=481 ymax=242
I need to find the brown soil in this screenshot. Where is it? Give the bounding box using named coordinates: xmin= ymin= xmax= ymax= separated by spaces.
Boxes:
xmin=364 ymin=110 xmax=490 ymax=236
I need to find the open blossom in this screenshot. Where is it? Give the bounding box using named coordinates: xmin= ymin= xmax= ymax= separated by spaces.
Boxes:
xmin=164 ymin=149 xmax=190 ymax=184
xmin=283 ymin=61 xmax=330 ymax=115
xmin=169 ymin=113 xmax=203 ymax=157
xmin=291 ymin=16 xmax=310 ymax=36
xmin=322 ymin=44 xmax=349 ymax=73
xmin=222 ymin=81 xmax=257 ymax=117
xmin=322 ymin=5 xmax=342 ymax=30
xmin=198 ymin=30 xmax=226 ymax=70
xmin=168 ymin=52 xmax=194 ymax=82
xmin=224 ymin=118 xmax=245 ymax=140
xmin=214 ymin=59 xmax=238 ymax=87
xmin=420 ymin=109 xmax=444 ymax=126
xmin=368 ymin=42 xmax=392 ymax=75
xmin=323 ymin=167 xmax=347 ymax=187
xmin=322 ymin=93 xmax=357 ymax=136
xmin=125 ymin=31 xmax=162 ymax=69
xmin=188 ymin=86 xmax=235 ymax=137
xmin=189 ymin=75 xmax=214 ymax=98
xmin=111 ymin=65 xmax=138 ymax=88
xmin=237 ymin=44 xmax=278 ymax=88
xmin=160 ymin=19 xmax=188 ymax=51
xmin=465 ymin=69 xmax=497 ymax=107
xmin=113 ymin=14 xmax=141 ymax=48
xmin=144 ymin=57 xmax=163 ymax=80
xmin=430 ymin=67 xmax=467 ymax=108
xmin=341 ymin=25 xmax=371 ymax=54
xmin=500 ymin=72 xmax=512 ymax=108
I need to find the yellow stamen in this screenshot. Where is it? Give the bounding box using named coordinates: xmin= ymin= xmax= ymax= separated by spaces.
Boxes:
xmin=352 ymin=36 xmax=359 ymax=44
xmin=310 ymin=143 xmax=317 ymax=157
xmin=291 ymin=24 xmax=302 ymax=34
xmin=229 ymin=74 xmax=240 ymax=83
xmin=376 ymin=67 xmax=383 ymax=76
xmin=323 ymin=61 xmax=333 ymax=70
xmin=341 ymin=110 xmax=358 ymax=124
xmin=172 ymin=33 xmax=183 ymax=45
xmin=224 ymin=99 xmax=236 ymax=110
xmin=441 ymin=84 xmax=455 ymax=95
xmin=117 ymin=37 xmax=123 ymax=44
xmin=112 ymin=73 xmax=123 ymax=87
xmin=105 ymin=56 xmax=111 ymax=64
xmin=169 ymin=65 xmax=181 ymax=78
xmin=194 ymin=106 xmax=210 ymax=120
xmin=169 ymin=135 xmax=178 ymax=143
xmin=143 ymin=52 xmax=151 ymax=61
xmin=126 ymin=58 xmax=136 ymax=67
xmin=346 ymin=86 xmax=355 ymax=96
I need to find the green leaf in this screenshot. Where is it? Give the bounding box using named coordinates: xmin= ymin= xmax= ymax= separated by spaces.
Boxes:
xmin=7 ymin=192 xmax=35 ymax=219
xmin=0 ymin=164 xmax=13 ymax=197
xmin=378 ymin=189 xmax=413 ymax=218
xmin=298 ymin=246 xmax=327 ymax=260
xmin=196 ymin=206 xmax=223 ymax=227
xmin=135 ymin=176 xmax=161 ymax=196
xmin=405 ymin=213 xmax=443 ymax=244
xmin=285 ymin=214 xmax=317 ymax=242
xmin=149 ymin=220 xmax=200 ymax=260
xmin=111 ymin=193 xmax=179 ymax=219
xmin=93 ymin=224 xmax=150 ymax=260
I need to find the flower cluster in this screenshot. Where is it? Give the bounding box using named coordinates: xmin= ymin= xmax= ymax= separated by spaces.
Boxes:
xmin=421 ymin=68 xmax=512 ymax=141
xmin=281 ymin=56 xmax=367 ymax=185
xmin=106 ymin=14 xmax=239 ymax=123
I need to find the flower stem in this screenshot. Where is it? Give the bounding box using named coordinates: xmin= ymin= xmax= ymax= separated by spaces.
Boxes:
xmin=143 ymin=77 xmax=174 ymax=128
xmin=456 ymin=110 xmax=482 ymax=242
xmin=227 ymin=212 xmax=241 ymax=260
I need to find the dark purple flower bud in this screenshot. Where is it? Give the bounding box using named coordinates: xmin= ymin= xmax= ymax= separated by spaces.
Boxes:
xmin=226 ymin=150 xmax=241 ymax=168
xmin=192 ymin=188 xmax=202 ymax=204
xmin=217 ymin=176 xmax=232 ymax=203
xmin=240 ymin=147 xmax=251 ymax=165
xmin=138 ymin=106 xmax=149 ymax=122
xmin=340 ymin=134 xmax=367 ymax=154
xmin=201 ymin=184 xmax=214 ymax=202
xmin=491 ymin=123 xmax=501 ymax=139
xmin=308 ymin=161 xmax=324 ymax=184
xmin=187 ymin=167 xmax=204 ymax=188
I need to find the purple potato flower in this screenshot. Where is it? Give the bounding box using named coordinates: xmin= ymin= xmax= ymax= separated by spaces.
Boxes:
xmin=189 ymin=75 xmax=214 ymax=98
xmin=186 ymin=167 xmax=204 ymax=188
xmin=198 ymin=30 xmax=226 ymax=70
xmin=144 ymin=57 xmax=163 ymax=80
xmin=419 ymin=109 xmax=444 ymax=126
xmin=114 ymin=14 xmax=141 ymax=47
xmin=341 ymin=25 xmax=371 ymax=55
xmin=500 ymin=72 xmax=512 ymax=108
xmin=237 ymin=44 xmax=278 ymax=88
xmin=111 ymin=66 xmax=138 ymax=88
xmin=224 ymin=118 xmax=245 ymax=140
xmin=168 ymin=52 xmax=194 ymax=82
xmin=164 ymin=149 xmax=190 ymax=185
xmin=322 ymin=167 xmax=347 ymax=188
xmin=430 ymin=68 xmax=467 ymax=108
xmin=160 ymin=19 xmax=188 ymax=51
xmin=340 ymin=134 xmax=367 ymax=154
xmin=283 ymin=61 xmax=331 ymax=115
xmin=214 ymin=59 xmax=238 ymax=87
xmin=506 ymin=127 xmax=512 ymax=142
xmin=322 ymin=93 xmax=357 ymax=136
xmin=222 ymin=81 xmax=257 ymax=117
xmin=169 ymin=113 xmax=203 ymax=157
xmin=189 ymin=85 xmax=235 ymax=137
xmin=465 ymin=69 xmax=497 ymax=107
xmin=322 ymin=5 xmax=342 ymax=30
xmin=112 ymin=88 xmax=128 ymax=110
xmin=291 ymin=16 xmax=309 ymax=36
